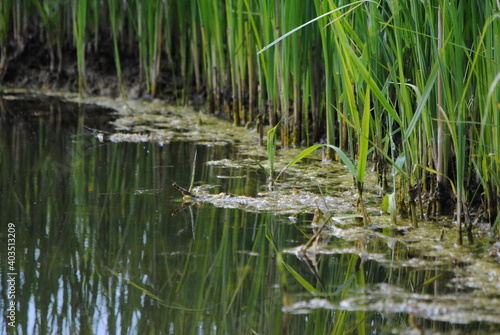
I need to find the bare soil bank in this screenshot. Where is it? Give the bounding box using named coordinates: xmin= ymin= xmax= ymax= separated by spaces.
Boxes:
xmin=1 ymin=39 xmax=202 ymax=105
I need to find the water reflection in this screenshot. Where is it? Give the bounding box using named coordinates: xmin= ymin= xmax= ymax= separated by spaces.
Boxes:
xmin=1 ymin=95 xmax=499 ymax=335
xmin=0 ymin=95 xmax=301 ymax=334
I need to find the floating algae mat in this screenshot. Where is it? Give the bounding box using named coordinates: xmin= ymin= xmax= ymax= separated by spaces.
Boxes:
xmin=1 ymin=90 xmax=499 ymax=334
xmin=283 ymin=215 xmax=500 ymax=324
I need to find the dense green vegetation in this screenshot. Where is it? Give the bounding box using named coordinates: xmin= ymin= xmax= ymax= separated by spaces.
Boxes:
xmin=1 ymin=0 xmax=499 ymax=237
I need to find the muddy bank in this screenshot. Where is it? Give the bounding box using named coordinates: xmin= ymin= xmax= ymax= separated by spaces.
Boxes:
xmin=1 ymin=38 xmax=203 ymax=105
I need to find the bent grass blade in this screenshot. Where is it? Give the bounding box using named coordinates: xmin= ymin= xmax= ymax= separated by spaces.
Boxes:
xmin=105 ymin=267 xmax=206 ymax=312
xmin=256 ymin=0 xmax=375 ymax=55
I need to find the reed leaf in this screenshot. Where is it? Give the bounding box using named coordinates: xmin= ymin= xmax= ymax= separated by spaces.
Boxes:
xmin=256 ymin=1 xmax=374 ymax=55
xmin=267 ymin=115 xmax=284 ymax=176
xmin=275 ymin=144 xmax=324 ymax=181
xmin=72 ymin=0 xmax=87 ymax=93
xmin=357 ymin=88 xmax=371 ymax=185
xmin=282 ymin=261 xmax=323 ymax=296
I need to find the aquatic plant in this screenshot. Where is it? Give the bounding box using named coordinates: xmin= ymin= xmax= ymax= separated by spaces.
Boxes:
xmin=254 ymin=116 xmax=284 ymax=190
xmin=72 ymin=0 xmax=87 ymax=93
xmin=256 ymin=0 xmax=500 ymax=238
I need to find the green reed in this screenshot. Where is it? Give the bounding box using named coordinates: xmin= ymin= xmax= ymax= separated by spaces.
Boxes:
xmin=225 ymin=0 xmax=237 ymax=124
xmin=0 ymin=0 xmax=30 ymax=80
xmin=198 ymin=1 xmax=226 ymax=113
xmin=256 ymin=0 xmax=499 ymax=234
xmin=128 ymin=0 xmax=163 ymax=97
xmin=167 ymin=0 xmax=199 ymax=102
xmin=0 ymin=1 xmax=12 ymax=80
xmin=72 ymin=0 xmax=87 ymax=93
xmin=107 ymin=0 xmax=125 ymax=96
xmin=33 ymin=0 xmax=64 ymax=73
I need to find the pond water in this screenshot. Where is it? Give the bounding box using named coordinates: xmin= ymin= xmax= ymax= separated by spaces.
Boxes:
xmin=1 ymin=92 xmax=500 ymax=335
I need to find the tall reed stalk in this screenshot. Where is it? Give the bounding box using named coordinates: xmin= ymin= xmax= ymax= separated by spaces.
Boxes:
xmin=72 ymin=0 xmax=87 ymax=93
xmin=0 ymin=0 xmax=12 ymax=79
xmin=107 ymin=0 xmax=125 ymax=96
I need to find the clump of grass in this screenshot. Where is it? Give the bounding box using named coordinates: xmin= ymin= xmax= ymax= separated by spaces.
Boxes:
xmin=256 ymin=0 xmax=500 ymax=238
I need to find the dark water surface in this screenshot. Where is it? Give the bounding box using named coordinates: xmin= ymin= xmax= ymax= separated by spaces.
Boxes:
xmin=1 ymin=94 xmax=500 ymax=334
